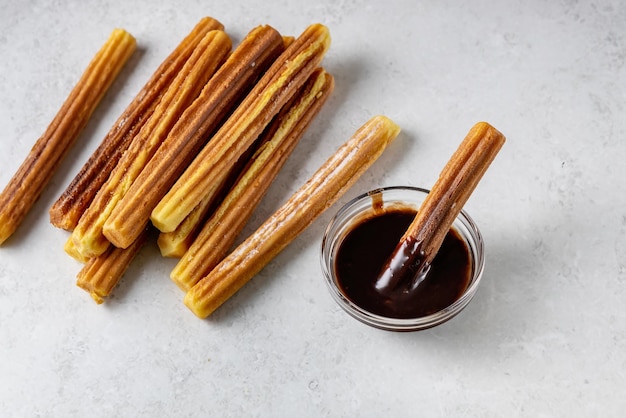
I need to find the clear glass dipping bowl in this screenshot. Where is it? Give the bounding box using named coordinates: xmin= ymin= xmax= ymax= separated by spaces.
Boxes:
xmin=320 ymin=186 xmax=485 ymax=332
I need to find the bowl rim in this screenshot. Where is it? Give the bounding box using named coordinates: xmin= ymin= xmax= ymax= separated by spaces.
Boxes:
xmin=320 ymin=186 xmax=485 ymax=332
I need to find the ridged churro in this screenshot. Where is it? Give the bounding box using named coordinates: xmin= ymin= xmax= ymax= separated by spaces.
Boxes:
xmin=76 ymin=228 xmax=150 ymax=303
xmin=170 ymin=68 xmax=334 ymax=291
xmin=375 ymin=122 xmax=505 ymax=293
xmin=49 ymin=17 xmax=224 ymax=231
xmin=184 ymin=115 xmax=401 ymax=319
xmin=103 ymin=25 xmax=286 ymax=249
xmin=69 ymin=29 xmax=231 ymax=259
xmin=151 ymin=23 xmax=331 ymax=234
xmin=0 ymin=28 xmax=136 ymax=245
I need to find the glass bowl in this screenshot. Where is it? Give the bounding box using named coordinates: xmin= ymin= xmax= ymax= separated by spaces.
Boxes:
xmin=320 ymin=186 xmax=485 ymax=331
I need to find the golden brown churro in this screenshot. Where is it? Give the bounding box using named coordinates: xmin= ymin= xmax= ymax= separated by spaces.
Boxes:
xmin=0 ymin=28 xmax=136 ymax=245
xmin=151 ymin=23 xmax=331 ymax=234
xmin=184 ymin=115 xmax=401 ymax=319
xmin=49 ymin=17 xmax=224 ymax=231
xmin=103 ymin=25 xmax=286 ymax=249
xmin=170 ymin=68 xmax=334 ymax=291
xmin=69 ymin=30 xmax=231 ymax=259
xmin=76 ymin=228 xmax=150 ymax=303
xmin=375 ymin=122 xmax=505 ymax=293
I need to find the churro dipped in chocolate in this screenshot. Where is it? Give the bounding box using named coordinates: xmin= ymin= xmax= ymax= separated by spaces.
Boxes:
xmin=151 ymin=23 xmax=331 ymax=234
xmin=171 ymin=68 xmax=334 ymax=291
xmin=375 ymin=122 xmax=505 ymax=295
xmin=69 ymin=29 xmax=231 ymax=259
xmin=0 ymin=28 xmax=136 ymax=245
xmin=184 ymin=115 xmax=400 ymax=319
xmin=49 ymin=17 xmax=224 ymax=231
xmin=103 ymin=25 xmax=286 ymax=249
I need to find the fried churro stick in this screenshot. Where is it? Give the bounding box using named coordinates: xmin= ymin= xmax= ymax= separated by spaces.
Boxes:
xmin=103 ymin=25 xmax=286 ymax=249
xmin=49 ymin=17 xmax=224 ymax=231
xmin=184 ymin=115 xmax=401 ymax=319
xmin=69 ymin=30 xmax=231 ymax=259
xmin=170 ymin=68 xmax=334 ymax=291
xmin=0 ymin=28 xmax=136 ymax=245
xmin=151 ymin=23 xmax=331 ymax=234
xmin=375 ymin=122 xmax=505 ymax=293
xmin=76 ymin=228 xmax=150 ymax=304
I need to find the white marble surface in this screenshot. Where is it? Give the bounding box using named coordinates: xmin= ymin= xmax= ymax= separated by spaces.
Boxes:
xmin=1 ymin=0 xmax=625 ymax=416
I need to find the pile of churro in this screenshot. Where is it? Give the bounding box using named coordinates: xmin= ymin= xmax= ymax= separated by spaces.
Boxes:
xmin=0 ymin=17 xmax=401 ymax=318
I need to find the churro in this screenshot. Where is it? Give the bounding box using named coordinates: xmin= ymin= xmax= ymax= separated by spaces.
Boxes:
xmin=375 ymin=122 xmax=505 ymax=293
xmin=0 ymin=28 xmax=136 ymax=245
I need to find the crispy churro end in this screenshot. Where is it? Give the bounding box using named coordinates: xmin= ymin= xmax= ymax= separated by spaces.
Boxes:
xmin=150 ymin=211 xmax=174 ymax=233
xmin=171 ymin=270 xmax=194 ymax=293
xmin=64 ymin=237 xmax=91 ymax=263
xmin=75 ymin=278 xmax=105 ymax=304
xmin=370 ymin=115 xmax=401 ymax=143
xmin=156 ymin=233 xmax=187 ymax=259
xmin=90 ymin=293 xmax=105 ymax=304
xmin=49 ymin=205 xmax=79 ymax=231
xmin=197 ymin=16 xmax=225 ymax=32
xmin=471 ymin=121 xmax=506 ymax=147
xmin=183 ymin=290 xmax=213 ymax=319
xmin=309 ymin=23 xmax=331 ymax=48
xmin=111 ymin=27 xmax=137 ymax=47
xmin=102 ymin=218 xmax=129 ymax=250
xmin=0 ymin=214 xmax=16 ymax=245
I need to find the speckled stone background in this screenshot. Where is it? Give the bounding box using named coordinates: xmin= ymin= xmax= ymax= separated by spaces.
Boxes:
xmin=1 ymin=0 xmax=625 ymax=416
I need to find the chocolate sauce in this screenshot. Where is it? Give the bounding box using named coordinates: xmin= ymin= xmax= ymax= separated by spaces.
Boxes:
xmin=334 ymin=207 xmax=472 ymax=319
